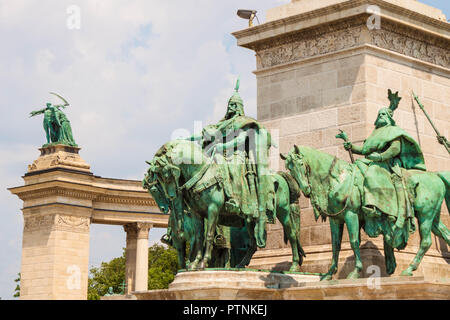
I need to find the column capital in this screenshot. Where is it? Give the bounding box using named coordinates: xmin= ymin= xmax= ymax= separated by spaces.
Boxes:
xmin=124 ymin=222 xmax=152 ymax=239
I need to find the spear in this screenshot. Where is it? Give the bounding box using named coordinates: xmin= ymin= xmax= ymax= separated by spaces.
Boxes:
xmin=336 ymin=129 xmax=354 ymax=163
xmin=412 ymin=91 xmax=450 ymax=155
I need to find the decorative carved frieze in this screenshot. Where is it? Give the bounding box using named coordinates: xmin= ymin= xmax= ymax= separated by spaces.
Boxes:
xmin=255 ymin=18 xmax=450 ymax=69
xmin=24 ymin=214 xmax=56 ymax=231
xmin=23 ymin=213 xmax=90 ymax=233
xmin=95 ymin=195 xmax=156 ymax=207
xmin=257 ymin=26 xmax=363 ymax=69
xmin=370 ymin=28 xmax=449 ymax=68
xmin=57 ymin=215 xmax=90 ymax=232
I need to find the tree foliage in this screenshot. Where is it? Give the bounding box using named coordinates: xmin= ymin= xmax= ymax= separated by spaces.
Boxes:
xmin=88 ymin=244 xmax=178 ymax=300
xmin=13 ymin=273 xmax=20 ymax=298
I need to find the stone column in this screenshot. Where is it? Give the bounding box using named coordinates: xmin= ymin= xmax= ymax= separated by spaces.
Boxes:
xmin=124 ymin=222 xmax=152 ymax=293
xmin=20 ymin=209 xmax=91 ymax=299
xmin=123 ymin=224 xmax=137 ymax=294
xmin=135 ymin=223 xmax=152 ymax=292
xmin=9 ymin=145 xmax=93 ymax=299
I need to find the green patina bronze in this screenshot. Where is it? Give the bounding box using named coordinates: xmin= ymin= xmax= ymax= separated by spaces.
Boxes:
xmin=143 ymin=80 xmax=304 ymax=271
xmin=282 ymin=89 xmax=450 ymax=280
xmin=30 ymin=92 xmax=77 ymax=147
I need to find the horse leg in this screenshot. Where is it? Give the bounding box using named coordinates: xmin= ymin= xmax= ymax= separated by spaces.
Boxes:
xmin=236 ymin=220 xmax=257 ymax=268
xmin=188 ymin=234 xmax=202 ymax=271
xmin=199 ymin=203 xmax=219 ymax=269
xmin=277 ymin=206 xmax=301 ymax=272
xmin=401 ymin=213 xmax=433 ymax=276
xmin=431 ymin=211 xmax=450 ymax=246
xmin=344 ymin=211 xmax=363 ymax=279
xmin=174 ymin=240 xmax=186 ymax=270
xmin=383 ymin=237 xmax=396 ymax=275
xmin=321 ymin=218 xmax=343 ymax=280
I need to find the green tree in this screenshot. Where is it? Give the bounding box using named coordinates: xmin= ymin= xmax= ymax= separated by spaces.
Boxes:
xmin=147 ymin=243 xmax=179 ymax=290
xmin=13 ymin=273 xmax=20 ymax=298
xmin=87 ymin=244 xmax=178 ymax=300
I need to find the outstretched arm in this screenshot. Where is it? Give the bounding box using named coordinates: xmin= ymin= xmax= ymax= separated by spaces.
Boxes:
xmin=350 ymin=144 xmax=363 ymax=154
xmin=29 ymin=108 xmax=46 ymax=117
xmin=343 ymin=141 xmax=363 ymax=154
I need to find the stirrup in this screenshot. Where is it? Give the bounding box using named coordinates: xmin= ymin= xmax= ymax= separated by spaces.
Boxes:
xmin=225 ymin=199 xmax=240 ymax=214
xmin=362 ymin=205 xmax=381 ymax=218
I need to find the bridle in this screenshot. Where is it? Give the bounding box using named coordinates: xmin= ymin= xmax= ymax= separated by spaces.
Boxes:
xmin=292 ymin=153 xmax=355 ymax=218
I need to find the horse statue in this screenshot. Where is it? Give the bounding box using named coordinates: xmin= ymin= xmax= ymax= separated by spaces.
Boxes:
xmin=282 ymin=145 xmax=450 ymax=280
xmin=144 ymin=164 xmax=251 ymax=270
xmin=146 ymin=139 xmax=305 ymax=270
xmin=144 ymin=168 xmax=206 ymax=270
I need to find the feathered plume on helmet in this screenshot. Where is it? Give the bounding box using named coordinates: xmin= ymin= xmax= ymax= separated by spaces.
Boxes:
xmin=223 ymin=77 xmax=245 ymax=120
xmin=387 ymin=89 xmax=401 ymax=116
xmin=228 ymin=77 xmax=244 ymax=108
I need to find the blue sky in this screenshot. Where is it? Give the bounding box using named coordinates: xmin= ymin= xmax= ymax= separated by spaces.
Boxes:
xmin=0 ymin=0 xmax=448 ymax=299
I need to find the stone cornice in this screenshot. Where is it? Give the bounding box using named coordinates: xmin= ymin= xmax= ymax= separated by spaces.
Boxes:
xmin=233 ymin=0 xmax=449 ymax=51
xmin=10 ymin=176 xmax=158 ymax=210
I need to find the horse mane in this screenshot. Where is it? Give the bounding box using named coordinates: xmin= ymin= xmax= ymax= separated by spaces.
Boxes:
xmin=298 ymin=145 xmax=350 ymax=178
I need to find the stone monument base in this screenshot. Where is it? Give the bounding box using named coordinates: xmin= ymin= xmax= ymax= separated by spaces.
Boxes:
xmin=108 ymin=270 xmax=449 ymax=300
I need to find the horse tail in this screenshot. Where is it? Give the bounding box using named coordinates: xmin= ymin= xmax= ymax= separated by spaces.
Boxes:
xmin=278 ymin=171 xmax=306 ymax=258
xmin=437 ymin=171 xmax=450 ymax=214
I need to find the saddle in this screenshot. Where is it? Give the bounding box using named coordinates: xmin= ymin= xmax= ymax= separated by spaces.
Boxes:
xmin=355 ymin=160 xmax=418 ymax=249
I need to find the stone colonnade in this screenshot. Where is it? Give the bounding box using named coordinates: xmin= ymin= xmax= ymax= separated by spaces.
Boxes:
xmin=9 ymin=145 xmax=167 ymax=299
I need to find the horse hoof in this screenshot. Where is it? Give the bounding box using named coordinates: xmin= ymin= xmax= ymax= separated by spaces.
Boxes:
xmin=289 ymin=264 xmax=300 ymax=272
xmin=400 ymin=269 xmax=413 ymax=276
xmin=188 ymin=264 xmax=198 ymax=271
xmin=320 ymin=274 xmax=333 ymax=281
xmin=346 ymin=270 xmax=360 ymax=279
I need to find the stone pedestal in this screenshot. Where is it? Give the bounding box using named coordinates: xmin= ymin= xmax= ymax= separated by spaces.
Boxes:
xmin=233 ymin=0 xmax=450 ymax=279
xmin=124 ymin=271 xmax=449 ymax=300
xmin=11 ymin=145 xmax=93 ymax=299
xmin=9 ymin=145 xmax=167 ymax=299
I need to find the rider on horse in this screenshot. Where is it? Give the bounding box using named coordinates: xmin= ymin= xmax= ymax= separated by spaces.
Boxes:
xmin=186 ymin=79 xmax=276 ymax=246
xmin=343 ymin=90 xmax=426 ymax=235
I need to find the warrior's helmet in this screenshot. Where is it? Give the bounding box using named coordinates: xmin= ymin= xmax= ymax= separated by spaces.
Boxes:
xmin=224 ymin=78 xmax=245 ymax=119
xmin=375 ymin=89 xmax=401 ymax=127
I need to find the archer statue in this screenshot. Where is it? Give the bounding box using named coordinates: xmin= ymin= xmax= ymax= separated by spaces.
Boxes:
xmin=30 ymin=92 xmax=77 ymax=147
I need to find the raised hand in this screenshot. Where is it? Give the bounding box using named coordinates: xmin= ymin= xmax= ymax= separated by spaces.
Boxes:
xmin=343 ymin=141 xmax=352 ymax=151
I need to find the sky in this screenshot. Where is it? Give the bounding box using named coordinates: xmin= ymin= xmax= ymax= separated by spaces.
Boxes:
xmin=0 ymin=0 xmax=448 ymax=299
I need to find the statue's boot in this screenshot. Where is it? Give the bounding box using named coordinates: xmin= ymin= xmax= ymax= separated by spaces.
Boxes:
xmin=362 ymin=205 xmax=382 ymax=218
xmin=218 ymin=162 xmax=241 ymax=214
xmin=254 ymin=214 xmax=267 ymax=248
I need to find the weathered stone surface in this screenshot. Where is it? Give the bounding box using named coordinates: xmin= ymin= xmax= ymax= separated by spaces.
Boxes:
xmin=236 ymin=0 xmax=450 ymax=281
xmin=130 ymin=272 xmax=449 ymax=300
xmin=10 ymin=147 xmax=167 ymax=300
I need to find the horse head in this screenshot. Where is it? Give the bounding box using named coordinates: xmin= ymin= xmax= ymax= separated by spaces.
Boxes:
xmin=143 ymin=160 xmax=171 ymax=213
xmin=280 ymin=145 xmax=311 ymax=197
